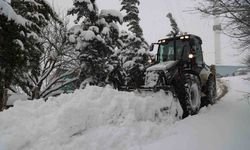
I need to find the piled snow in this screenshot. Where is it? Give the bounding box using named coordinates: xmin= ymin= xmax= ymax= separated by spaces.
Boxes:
xmin=144 ymin=71 xmax=159 ymax=87
xmin=1 ymin=76 xmax=250 ymax=150
xmin=7 ymin=93 xmax=28 ymax=106
xmin=0 ymin=86 xmax=182 ymax=150
xmin=216 ymin=78 xmax=227 ymax=100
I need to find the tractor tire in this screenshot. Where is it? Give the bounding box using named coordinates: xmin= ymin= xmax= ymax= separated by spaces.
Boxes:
xmin=204 ymin=75 xmax=217 ymax=105
xmin=181 ymin=74 xmax=201 ymax=118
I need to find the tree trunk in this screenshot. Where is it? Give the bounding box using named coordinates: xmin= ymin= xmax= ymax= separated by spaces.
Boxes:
xmin=31 ymin=86 xmax=40 ymax=100
xmin=0 ymin=81 xmax=4 ymax=111
xmin=0 ymin=79 xmax=9 ymax=111
xmin=2 ymin=87 xmax=8 ymax=109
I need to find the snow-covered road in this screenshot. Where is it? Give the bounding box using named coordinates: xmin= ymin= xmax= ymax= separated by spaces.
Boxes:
xmin=0 ymin=75 xmax=249 ymax=150
xmin=131 ymin=76 xmax=250 ymax=150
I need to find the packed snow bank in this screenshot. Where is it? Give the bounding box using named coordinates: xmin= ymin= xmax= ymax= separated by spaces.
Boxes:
xmin=6 ymin=93 xmax=28 ymax=106
xmin=130 ymin=75 xmax=250 ymax=150
xmin=1 ymin=76 xmax=248 ymax=150
xmin=0 ymin=86 xmax=182 ymax=150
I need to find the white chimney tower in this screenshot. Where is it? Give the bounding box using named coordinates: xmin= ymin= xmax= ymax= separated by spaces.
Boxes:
xmin=213 ymin=2 xmax=222 ymax=65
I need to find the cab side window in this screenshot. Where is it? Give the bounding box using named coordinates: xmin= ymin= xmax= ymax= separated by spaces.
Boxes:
xmin=192 ymin=38 xmax=203 ymax=66
xmin=159 ymin=42 xmax=174 ymax=62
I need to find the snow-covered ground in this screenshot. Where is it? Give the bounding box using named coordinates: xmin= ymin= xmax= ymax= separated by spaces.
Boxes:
xmin=131 ymin=75 xmax=250 ymax=150
xmin=0 ymin=75 xmax=250 ymax=150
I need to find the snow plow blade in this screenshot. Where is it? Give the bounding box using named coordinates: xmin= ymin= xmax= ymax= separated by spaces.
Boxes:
xmin=117 ymin=85 xmax=183 ymax=120
xmin=118 ymin=85 xmax=173 ymax=94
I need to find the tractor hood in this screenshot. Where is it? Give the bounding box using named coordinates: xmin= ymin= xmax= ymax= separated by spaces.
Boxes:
xmin=146 ymin=61 xmax=178 ymax=71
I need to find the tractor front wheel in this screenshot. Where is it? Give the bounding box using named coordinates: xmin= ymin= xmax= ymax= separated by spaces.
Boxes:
xmin=181 ymin=74 xmax=201 ymax=118
xmin=205 ymin=75 xmax=217 ymax=105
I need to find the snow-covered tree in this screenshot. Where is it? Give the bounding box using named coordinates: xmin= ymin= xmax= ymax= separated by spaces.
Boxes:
xmin=0 ymin=0 xmax=26 ymax=110
xmin=119 ymin=0 xmax=149 ymax=88
xmin=0 ymin=0 xmax=57 ymax=110
xmin=13 ymin=17 xmax=79 ymax=100
xmin=68 ymin=0 xmax=123 ymax=87
xmin=115 ymin=31 xmax=147 ymax=88
xmin=166 ymin=13 xmax=180 ymax=37
xmin=121 ymin=0 xmax=142 ymax=38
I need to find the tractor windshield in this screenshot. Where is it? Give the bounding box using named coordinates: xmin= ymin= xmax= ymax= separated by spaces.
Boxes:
xmin=158 ymin=40 xmax=190 ymax=62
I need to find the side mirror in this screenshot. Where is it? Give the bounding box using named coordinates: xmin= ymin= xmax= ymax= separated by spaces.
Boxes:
xmin=149 ymin=44 xmax=154 ymax=51
xmin=202 ymin=63 xmax=205 ymax=67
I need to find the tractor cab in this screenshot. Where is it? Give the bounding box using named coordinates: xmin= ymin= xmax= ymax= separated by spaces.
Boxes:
xmin=150 ymin=34 xmax=204 ymax=67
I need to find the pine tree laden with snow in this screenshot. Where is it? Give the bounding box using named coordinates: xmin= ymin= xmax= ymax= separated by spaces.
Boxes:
xmin=115 ymin=30 xmax=147 ymax=88
xmin=68 ymin=0 xmax=123 ymax=87
xmin=11 ymin=0 xmax=60 ymax=80
xmin=166 ymin=13 xmax=180 ymax=37
xmin=121 ymin=0 xmax=142 ymax=38
xmin=119 ymin=0 xmax=149 ymax=88
xmin=0 ymin=0 xmax=58 ymax=109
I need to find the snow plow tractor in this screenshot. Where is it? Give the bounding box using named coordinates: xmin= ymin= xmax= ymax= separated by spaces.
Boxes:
xmin=144 ymin=34 xmax=217 ymax=118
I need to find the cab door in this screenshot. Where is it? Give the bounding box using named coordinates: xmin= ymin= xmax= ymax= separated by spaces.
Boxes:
xmin=192 ymin=38 xmax=204 ymax=67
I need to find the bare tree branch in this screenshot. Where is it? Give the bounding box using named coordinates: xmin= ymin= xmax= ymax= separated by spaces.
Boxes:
xmin=197 ymin=0 xmax=250 ymax=61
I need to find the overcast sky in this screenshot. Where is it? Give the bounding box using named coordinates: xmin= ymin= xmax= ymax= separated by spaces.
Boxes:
xmin=49 ymin=0 xmax=241 ymax=65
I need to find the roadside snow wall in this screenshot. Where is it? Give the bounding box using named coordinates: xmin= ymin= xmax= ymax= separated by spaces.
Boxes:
xmin=0 ymin=85 xmax=182 ymax=150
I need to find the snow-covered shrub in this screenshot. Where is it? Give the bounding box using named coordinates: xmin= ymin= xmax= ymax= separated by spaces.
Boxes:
xmin=15 ymin=17 xmax=79 ymax=100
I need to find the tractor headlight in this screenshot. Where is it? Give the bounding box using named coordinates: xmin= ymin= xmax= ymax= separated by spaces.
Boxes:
xmin=180 ymin=35 xmax=190 ymax=39
xmin=180 ymin=36 xmax=184 ymax=40
xmin=188 ymin=53 xmax=194 ymax=59
xmin=148 ymin=59 xmax=152 ymax=63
